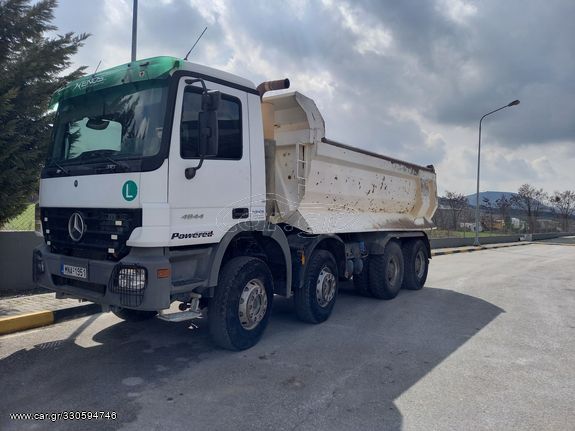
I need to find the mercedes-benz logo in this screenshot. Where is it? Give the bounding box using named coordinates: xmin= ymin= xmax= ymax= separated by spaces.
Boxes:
xmin=68 ymin=212 xmax=86 ymax=242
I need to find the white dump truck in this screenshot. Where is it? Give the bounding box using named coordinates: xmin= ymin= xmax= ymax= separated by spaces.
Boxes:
xmin=33 ymin=56 xmax=437 ymax=350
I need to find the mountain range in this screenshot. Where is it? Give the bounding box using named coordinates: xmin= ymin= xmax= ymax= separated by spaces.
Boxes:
xmin=465 ymin=191 xmax=553 ymax=211
xmin=464 ymin=191 xmax=518 ymax=207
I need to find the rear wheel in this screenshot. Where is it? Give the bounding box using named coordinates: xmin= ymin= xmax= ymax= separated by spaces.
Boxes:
xmin=208 ymin=257 xmax=274 ymax=350
xmin=402 ymin=239 xmax=429 ymax=290
xmin=294 ymin=250 xmax=338 ymax=323
xmin=368 ymin=241 xmax=404 ymax=300
xmin=111 ymin=307 xmax=157 ymax=322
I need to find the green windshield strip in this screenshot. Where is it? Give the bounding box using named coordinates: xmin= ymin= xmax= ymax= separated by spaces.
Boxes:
xmin=50 ymin=56 xmax=181 ymax=107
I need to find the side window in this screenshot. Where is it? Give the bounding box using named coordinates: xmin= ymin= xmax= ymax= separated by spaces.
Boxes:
xmin=180 ymin=88 xmax=242 ymax=159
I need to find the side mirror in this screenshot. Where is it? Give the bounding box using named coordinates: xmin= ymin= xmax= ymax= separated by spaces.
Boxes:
xmin=198 ymin=110 xmax=219 ymax=157
xmin=202 ymin=90 xmax=221 ymax=111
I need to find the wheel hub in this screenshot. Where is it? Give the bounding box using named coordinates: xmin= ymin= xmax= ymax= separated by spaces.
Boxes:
xmin=387 ymin=256 xmax=399 ymax=285
xmin=316 ymin=266 xmax=336 ymax=307
xmin=238 ymin=278 xmax=268 ymax=330
xmin=415 ymin=250 xmax=426 ymax=279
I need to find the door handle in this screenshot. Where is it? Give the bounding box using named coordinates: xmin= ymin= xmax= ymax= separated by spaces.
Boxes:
xmin=232 ymin=208 xmax=249 ymax=219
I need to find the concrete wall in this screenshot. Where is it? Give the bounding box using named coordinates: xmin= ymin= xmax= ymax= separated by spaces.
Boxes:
xmin=430 ymin=232 xmax=573 ymax=249
xmin=0 ymin=232 xmax=43 ymax=292
xmin=430 ymin=235 xmax=521 ymax=249
xmin=531 ymin=232 xmax=571 ymax=241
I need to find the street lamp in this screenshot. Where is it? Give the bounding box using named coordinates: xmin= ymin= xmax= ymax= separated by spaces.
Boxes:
xmin=474 ymin=99 xmax=520 ymax=246
xmin=131 ymin=0 xmax=138 ymax=62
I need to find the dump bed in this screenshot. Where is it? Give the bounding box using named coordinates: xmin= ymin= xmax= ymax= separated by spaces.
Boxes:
xmin=262 ymin=92 xmax=438 ymax=234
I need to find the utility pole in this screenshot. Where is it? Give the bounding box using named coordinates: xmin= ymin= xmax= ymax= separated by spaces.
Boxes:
xmin=131 ymin=0 xmax=138 ymax=62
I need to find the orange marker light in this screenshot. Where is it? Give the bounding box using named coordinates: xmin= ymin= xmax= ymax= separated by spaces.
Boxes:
xmin=157 ymin=268 xmax=170 ymax=279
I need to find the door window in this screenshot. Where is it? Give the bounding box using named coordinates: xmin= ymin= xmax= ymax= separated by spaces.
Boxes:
xmin=180 ymin=88 xmax=242 ymax=159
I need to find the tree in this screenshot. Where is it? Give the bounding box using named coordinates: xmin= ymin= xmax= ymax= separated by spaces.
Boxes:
xmin=482 ymin=197 xmax=494 ymax=231
xmin=551 ymin=190 xmax=575 ymax=231
xmin=444 ymin=191 xmax=468 ymax=230
xmin=511 ymin=184 xmax=547 ymax=233
xmin=0 ymin=0 xmax=88 ymax=225
xmin=495 ymin=194 xmax=512 ymax=232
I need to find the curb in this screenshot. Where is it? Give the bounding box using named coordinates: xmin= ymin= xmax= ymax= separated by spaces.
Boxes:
xmin=432 ymin=241 xmax=531 ymax=256
xmin=0 ymin=303 xmax=102 ymax=336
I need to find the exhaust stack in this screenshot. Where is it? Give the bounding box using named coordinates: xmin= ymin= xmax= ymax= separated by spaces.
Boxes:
xmin=259 ymin=79 xmax=290 ymax=140
xmin=257 ymin=79 xmax=290 ymax=99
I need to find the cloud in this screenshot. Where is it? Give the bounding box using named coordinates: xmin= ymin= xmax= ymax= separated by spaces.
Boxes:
xmin=322 ymin=0 xmax=393 ymax=56
xmin=436 ymin=0 xmax=477 ymax=25
xmin=50 ymin=0 xmax=575 ymax=195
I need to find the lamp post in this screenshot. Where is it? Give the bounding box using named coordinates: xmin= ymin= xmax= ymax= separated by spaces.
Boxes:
xmin=131 ymin=0 xmax=138 ymax=62
xmin=474 ymin=99 xmax=520 ymax=246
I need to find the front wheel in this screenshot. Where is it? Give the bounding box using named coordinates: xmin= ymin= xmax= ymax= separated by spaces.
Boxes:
xmin=294 ymin=250 xmax=339 ymax=323
xmin=208 ymin=257 xmax=274 ymax=351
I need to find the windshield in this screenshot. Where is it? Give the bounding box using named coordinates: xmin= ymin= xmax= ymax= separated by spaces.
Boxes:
xmin=49 ymin=80 xmax=168 ymax=165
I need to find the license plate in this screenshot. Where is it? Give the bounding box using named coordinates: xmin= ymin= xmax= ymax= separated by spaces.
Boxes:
xmin=61 ymin=263 xmax=88 ymax=279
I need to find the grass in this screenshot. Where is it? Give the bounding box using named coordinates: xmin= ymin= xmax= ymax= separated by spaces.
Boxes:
xmin=427 ymin=229 xmax=517 ymax=239
xmin=1 ymin=204 xmax=36 ymax=231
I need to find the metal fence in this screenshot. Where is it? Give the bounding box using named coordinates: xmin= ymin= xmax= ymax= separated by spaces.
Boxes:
xmin=0 ymin=204 xmax=38 ymax=232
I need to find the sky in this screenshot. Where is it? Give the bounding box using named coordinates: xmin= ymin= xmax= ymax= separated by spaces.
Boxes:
xmin=51 ymin=0 xmax=575 ymax=196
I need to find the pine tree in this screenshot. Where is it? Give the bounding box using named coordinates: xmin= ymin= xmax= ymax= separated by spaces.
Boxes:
xmin=0 ymin=0 xmax=88 ymax=225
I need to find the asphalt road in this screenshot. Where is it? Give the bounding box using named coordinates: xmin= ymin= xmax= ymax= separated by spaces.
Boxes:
xmin=1 ymin=241 xmax=574 ymax=431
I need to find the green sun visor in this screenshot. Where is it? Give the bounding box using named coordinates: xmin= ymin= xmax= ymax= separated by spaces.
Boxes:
xmin=50 ymin=56 xmax=182 ymax=107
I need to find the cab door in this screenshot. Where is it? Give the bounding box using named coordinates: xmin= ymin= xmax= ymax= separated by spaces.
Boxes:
xmin=167 ymin=76 xmax=251 ymax=246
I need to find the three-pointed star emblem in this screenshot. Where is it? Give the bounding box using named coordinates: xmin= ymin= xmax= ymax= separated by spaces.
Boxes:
xmin=68 ymin=212 xmax=86 ymax=242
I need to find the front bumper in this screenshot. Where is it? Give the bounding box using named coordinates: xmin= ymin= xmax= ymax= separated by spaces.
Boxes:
xmin=33 ymin=245 xmax=172 ymax=311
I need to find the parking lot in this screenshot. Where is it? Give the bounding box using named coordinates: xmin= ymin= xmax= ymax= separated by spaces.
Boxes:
xmin=1 ymin=241 xmax=574 ymax=431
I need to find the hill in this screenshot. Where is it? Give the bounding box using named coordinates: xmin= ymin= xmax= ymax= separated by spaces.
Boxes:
xmin=465 ymin=191 xmax=554 ymax=212
xmin=465 ymin=191 xmax=518 ymax=208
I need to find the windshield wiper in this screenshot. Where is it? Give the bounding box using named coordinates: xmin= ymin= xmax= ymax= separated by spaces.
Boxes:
xmin=100 ymin=155 xmax=130 ymax=171
xmin=77 ymin=150 xmax=130 ymax=171
xmin=48 ymin=161 xmax=71 ymax=175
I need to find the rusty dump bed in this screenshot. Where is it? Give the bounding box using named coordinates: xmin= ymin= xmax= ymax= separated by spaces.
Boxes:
xmin=261 ymin=91 xmax=438 ymax=234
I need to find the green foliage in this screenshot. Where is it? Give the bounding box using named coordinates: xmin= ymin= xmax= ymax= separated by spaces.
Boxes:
xmin=0 ymin=0 xmax=89 ymax=225
xmin=1 ymin=203 xmax=35 ymax=230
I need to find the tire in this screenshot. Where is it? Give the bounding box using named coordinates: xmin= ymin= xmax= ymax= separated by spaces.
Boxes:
xmin=402 ymin=239 xmax=429 ymax=290
xmin=353 ymin=259 xmax=372 ymax=297
xmin=208 ymin=257 xmax=274 ymax=351
xmin=368 ymin=241 xmax=404 ymax=300
xmin=111 ymin=307 xmax=158 ymax=322
xmin=294 ymin=250 xmax=339 ymax=323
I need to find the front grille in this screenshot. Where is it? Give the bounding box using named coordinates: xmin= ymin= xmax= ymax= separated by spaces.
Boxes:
xmin=41 ymin=208 xmax=142 ymax=261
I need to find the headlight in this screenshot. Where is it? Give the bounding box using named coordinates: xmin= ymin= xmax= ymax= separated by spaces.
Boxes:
xmin=117 ymin=267 xmax=146 ymax=291
xmin=112 ymin=265 xmax=147 ymax=307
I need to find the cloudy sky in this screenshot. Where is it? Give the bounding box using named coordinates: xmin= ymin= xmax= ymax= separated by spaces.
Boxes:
xmin=52 ymin=0 xmax=575 ymax=195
